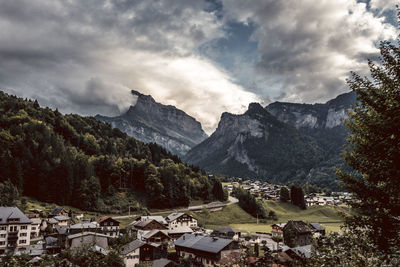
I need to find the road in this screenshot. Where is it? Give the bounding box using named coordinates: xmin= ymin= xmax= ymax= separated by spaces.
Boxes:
xmin=112 ymin=195 xmax=238 ymax=220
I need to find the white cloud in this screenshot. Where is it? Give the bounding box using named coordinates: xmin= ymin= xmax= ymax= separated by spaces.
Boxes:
xmin=221 ymin=0 xmax=398 ymax=102
xmin=0 ymin=0 xmax=260 ymax=133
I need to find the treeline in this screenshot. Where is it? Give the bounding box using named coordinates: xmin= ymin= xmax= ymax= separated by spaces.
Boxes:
xmin=0 ymin=91 xmax=222 ymax=211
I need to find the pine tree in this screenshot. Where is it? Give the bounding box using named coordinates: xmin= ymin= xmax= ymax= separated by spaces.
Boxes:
xmin=337 ymin=38 xmax=400 ymax=251
xmin=279 ymin=186 xmax=290 ymax=202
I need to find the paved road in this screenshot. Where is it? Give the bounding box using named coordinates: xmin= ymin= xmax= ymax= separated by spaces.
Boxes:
xmin=112 ymin=196 xmax=238 ymax=220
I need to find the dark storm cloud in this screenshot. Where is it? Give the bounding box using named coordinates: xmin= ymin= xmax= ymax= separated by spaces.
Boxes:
xmin=0 ymin=0 xmax=260 ymax=132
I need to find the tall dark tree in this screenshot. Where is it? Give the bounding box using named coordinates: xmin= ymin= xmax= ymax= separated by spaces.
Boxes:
xmin=279 ymin=186 xmax=290 ymax=202
xmin=290 ymin=185 xmax=306 ymax=209
xmin=337 ymin=38 xmax=400 ymax=251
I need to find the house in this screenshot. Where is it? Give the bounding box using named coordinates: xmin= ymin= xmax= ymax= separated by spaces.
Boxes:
xmin=133 ymin=219 xmax=168 ymax=231
xmin=283 ymin=244 xmax=312 ymax=262
xmin=211 ymin=226 xmax=241 ymax=240
xmin=53 ymin=216 xmax=71 ymax=226
xmin=68 ymin=222 xmax=101 ymax=235
xmin=138 ymin=229 xmax=171 ymax=245
xmin=66 ymin=232 xmax=109 ymax=251
xmin=283 ymin=221 xmax=314 ymax=247
xmin=135 ymin=216 xmax=168 ymax=226
xmin=165 ymin=213 xmax=197 ymax=229
xmin=30 ymin=218 xmax=41 ymax=238
xmin=271 ymin=223 xmax=286 ymax=238
xmin=166 ymin=226 xmax=193 ymax=241
xmin=49 ymin=208 xmax=68 ymax=218
xmin=0 ymin=207 xmax=33 ymax=254
xmin=309 ymin=223 xmax=326 ymax=236
xmin=121 ymin=239 xmax=166 ymax=267
xmin=175 ymin=233 xmax=242 ymax=266
xmin=45 ymin=236 xmax=61 ymax=254
xmin=97 ymin=216 xmax=120 ymax=237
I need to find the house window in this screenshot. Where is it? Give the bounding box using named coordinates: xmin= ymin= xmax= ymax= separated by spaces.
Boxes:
xmin=19 ymin=240 xmax=26 ymax=244
xmin=0 ymin=241 xmax=5 ymax=246
xmin=20 ymin=233 xmax=27 ymax=237
xmin=0 ymin=227 xmax=6 ymax=231
xmin=0 ymin=234 xmax=5 ymax=238
xmin=9 ymin=226 xmax=17 ymax=232
xmin=32 ymin=227 xmax=36 ymax=231
xmin=20 ymin=226 xmax=27 ymax=230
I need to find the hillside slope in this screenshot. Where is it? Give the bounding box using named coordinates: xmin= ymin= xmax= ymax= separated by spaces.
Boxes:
xmin=0 ymin=91 xmax=221 ymax=212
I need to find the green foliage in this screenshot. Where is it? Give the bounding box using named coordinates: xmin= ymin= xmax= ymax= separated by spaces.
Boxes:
xmin=290 ymin=185 xmax=306 ymax=210
xmin=337 ymin=38 xmax=400 ymax=251
xmin=0 ymin=91 xmax=219 ymax=211
xmin=279 ymin=186 xmax=290 ymax=202
xmin=0 ymin=180 xmax=19 ymax=206
xmin=311 ymin=15 xmax=400 ymax=264
xmin=232 ymin=187 xmax=267 ymax=218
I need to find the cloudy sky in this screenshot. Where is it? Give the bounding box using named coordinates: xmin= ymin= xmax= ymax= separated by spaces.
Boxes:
xmin=0 ymin=0 xmax=398 ymax=133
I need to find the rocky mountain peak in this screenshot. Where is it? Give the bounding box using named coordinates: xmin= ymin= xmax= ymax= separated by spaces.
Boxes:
xmin=96 ymin=90 xmax=207 ymax=157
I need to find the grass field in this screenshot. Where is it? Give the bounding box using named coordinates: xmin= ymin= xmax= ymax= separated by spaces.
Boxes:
xmin=192 ymin=201 xmax=345 ymax=234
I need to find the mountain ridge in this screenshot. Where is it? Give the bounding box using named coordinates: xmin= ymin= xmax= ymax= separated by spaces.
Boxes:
xmin=96 ymin=90 xmax=208 ymax=157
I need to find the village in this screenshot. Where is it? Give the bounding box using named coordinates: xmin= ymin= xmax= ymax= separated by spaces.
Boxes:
xmin=0 ymin=179 xmax=354 ymax=266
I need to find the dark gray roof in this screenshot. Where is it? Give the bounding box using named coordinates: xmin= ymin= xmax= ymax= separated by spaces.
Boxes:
xmin=175 ymin=234 xmax=232 ymax=254
xmin=151 ymin=258 xmax=173 ymax=267
xmin=310 ymin=223 xmax=325 ymax=231
xmin=0 ymin=207 xmax=32 ymax=225
xmin=121 ymin=239 xmax=145 ymax=255
xmin=51 ymin=208 xmax=66 ymax=216
xmin=55 ymin=225 xmax=68 ymax=235
xmin=53 ymin=215 xmax=70 ymax=221
xmin=215 ymin=226 xmax=240 ymax=234
xmin=166 ymin=213 xmax=184 ymax=222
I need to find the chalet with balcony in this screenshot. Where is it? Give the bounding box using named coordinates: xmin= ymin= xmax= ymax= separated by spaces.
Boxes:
xmin=165 ymin=213 xmax=197 ymax=229
xmin=0 ymin=207 xmax=32 ymax=254
xmin=97 ymin=216 xmax=120 ymax=237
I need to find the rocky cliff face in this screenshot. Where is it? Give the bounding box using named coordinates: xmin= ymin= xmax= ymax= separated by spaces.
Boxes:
xmin=185 ymin=92 xmax=357 ymax=189
xmin=265 ymin=91 xmax=356 ymax=131
xmin=96 ymin=90 xmax=208 ymax=157
xmin=184 ymin=103 xmax=323 ymax=183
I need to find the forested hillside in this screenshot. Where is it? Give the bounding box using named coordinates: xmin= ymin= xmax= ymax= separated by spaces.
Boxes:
xmin=0 ymin=91 xmax=223 ymax=212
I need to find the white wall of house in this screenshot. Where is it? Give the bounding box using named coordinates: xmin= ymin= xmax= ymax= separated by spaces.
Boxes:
xmin=0 ymin=223 xmax=32 ymax=254
xmin=123 ymin=248 xmax=140 ymax=267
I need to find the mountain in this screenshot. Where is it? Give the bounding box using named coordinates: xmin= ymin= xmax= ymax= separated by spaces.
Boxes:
xmin=96 ymin=90 xmax=207 ymax=157
xmin=184 ymin=102 xmax=325 ymax=184
xmin=185 ymin=92 xmax=357 ymax=189
xmin=0 ymin=91 xmax=222 ymax=212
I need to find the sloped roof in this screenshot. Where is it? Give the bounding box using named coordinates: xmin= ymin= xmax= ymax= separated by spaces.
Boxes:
xmin=135 ymin=216 xmax=167 ymax=225
xmin=55 ymin=225 xmax=68 ymax=235
xmin=67 ymin=231 xmax=109 ymax=240
xmin=69 ymin=222 xmax=99 ymax=229
xmin=30 ymin=218 xmax=42 ymax=225
xmin=54 ymin=216 xmax=70 ymax=221
xmin=142 ymin=229 xmax=170 ymax=239
xmin=284 ymin=221 xmax=313 ymax=234
xmin=166 ymin=213 xmax=184 ymax=222
xmin=51 ymin=208 xmax=67 ymax=216
xmin=175 ymin=233 xmax=233 ymax=254
xmin=97 ymin=216 xmax=120 ymax=224
xmin=167 ymin=226 xmax=193 ymax=235
xmin=284 ymin=244 xmax=312 ymax=259
xmin=0 ymin=207 xmax=32 ymax=225
xmin=215 ymin=226 xmax=240 ymax=234
xmin=310 ymin=223 xmax=325 ymax=231
xmin=151 ymin=258 xmax=173 ymax=267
